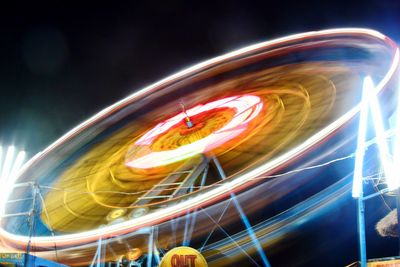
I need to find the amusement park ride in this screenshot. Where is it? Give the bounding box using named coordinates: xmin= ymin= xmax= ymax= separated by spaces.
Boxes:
xmin=0 ymin=28 xmax=400 ymax=267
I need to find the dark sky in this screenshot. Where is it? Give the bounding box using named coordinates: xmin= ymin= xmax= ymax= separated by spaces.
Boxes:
xmin=0 ymin=0 xmax=399 ymax=154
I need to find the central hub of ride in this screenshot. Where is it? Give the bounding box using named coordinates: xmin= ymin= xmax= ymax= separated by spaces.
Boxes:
xmin=125 ymin=95 xmax=263 ymax=169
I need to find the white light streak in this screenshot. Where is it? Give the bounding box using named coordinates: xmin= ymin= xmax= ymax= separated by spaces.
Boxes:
xmin=0 ymin=28 xmax=397 ymax=249
xmin=1 ymin=146 xmax=15 ymax=182
xmin=9 ymin=151 xmax=26 ymax=182
xmin=393 ymin=76 xmax=400 ymax=190
xmin=353 ymin=76 xmax=400 ymax=197
xmin=367 ymin=77 xmax=397 ymax=191
xmin=0 ymin=146 xmax=3 ymax=179
xmin=352 ymin=77 xmax=370 ymax=198
xmin=0 ymin=146 xmax=26 ymax=216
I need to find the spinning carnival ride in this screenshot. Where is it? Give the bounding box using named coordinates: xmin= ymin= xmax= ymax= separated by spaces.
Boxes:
xmin=0 ymin=29 xmax=399 ymax=266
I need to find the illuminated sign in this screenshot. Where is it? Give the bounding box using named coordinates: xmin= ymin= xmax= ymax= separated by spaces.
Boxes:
xmin=159 ymin=246 xmax=208 ymax=267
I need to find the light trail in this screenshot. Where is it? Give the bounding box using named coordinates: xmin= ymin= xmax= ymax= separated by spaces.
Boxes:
xmin=0 ymin=28 xmax=398 ymax=267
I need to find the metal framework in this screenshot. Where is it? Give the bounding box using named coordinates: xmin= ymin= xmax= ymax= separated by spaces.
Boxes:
xmin=353 ymin=76 xmax=400 ymax=267
xmin=2 ymin=153 xmax=273 ymax=267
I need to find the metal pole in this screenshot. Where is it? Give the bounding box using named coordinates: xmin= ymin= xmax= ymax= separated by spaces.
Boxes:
xmin=147 ymin=227 xmax=154 ymax=267
xmin=153 ymin=226 xmax=160 ymax=265
xmin=89 ymin=242 xmax=100 ymax=267
xmin=357 ymin=196 xmax=367 ymax=267
xmin=182 ymin=185 xmax=194 ymax=246
xmin=25 ymin=183 xmax=37 ymax=267
xmin=183 ymin=164 xmax=208 ymax=246
xmin=212 ymin=156 xmax=271 ymax=267
xmin=96 ymin=238 xmax=102 ymax=267
xmin=397 ymin=188 xmax=400 ymax=256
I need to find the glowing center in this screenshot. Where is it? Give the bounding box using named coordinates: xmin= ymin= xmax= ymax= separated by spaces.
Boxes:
xmin=126 ymin=95 xmax=263 ymax=169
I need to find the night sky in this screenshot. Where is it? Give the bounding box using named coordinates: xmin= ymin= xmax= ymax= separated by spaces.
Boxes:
xmin=1 ymin=1 xmax=400 ymax=266
xmin=1 ymin=0 xmax=400 ymax=154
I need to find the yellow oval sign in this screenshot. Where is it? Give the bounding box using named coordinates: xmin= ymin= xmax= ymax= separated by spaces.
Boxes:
xmin=159 ymin=246 xmax=208 ymax=267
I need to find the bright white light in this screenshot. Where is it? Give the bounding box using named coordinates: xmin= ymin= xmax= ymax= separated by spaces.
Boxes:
xmin=353 ymin=76 xmax=399 ymax=198
xmin=127 ymin=95 xmax=262 ymax=169
xmin=9 ymin=151 xmax=26 ymax=181
xmin=352 ymin=77 xmax=370 ymax=198
xmin=367 ymin=77 xmax=397 ymax=190
xmin=0 ymin=146 xmax=3 ymax=179
xmin=0 ymin=146 xmax=26 ymax=216
xmin=393 ymin=77 xmax=400 ymax=190
xmin=1 ymin=146 xmax=15 ymax=181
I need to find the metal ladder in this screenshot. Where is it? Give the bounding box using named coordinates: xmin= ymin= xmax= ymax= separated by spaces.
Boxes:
xmin=132 ymin=156 xmax=209 ymax=207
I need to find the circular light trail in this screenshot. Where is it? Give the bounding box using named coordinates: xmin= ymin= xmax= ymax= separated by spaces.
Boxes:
xmin=0 ymin=28 xmax=398 ymax=266
xmin=126 ymin=95 xmax=263 ymax=169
